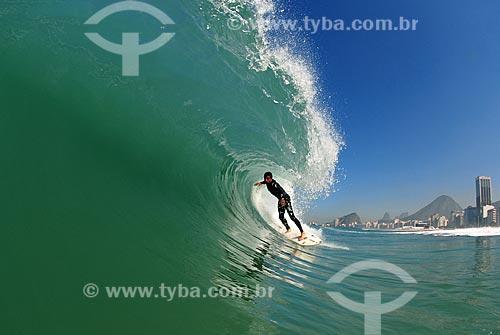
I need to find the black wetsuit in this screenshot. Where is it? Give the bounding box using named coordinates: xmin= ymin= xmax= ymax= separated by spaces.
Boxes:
xmin=261 ymin=179 xmax=303 ymax=233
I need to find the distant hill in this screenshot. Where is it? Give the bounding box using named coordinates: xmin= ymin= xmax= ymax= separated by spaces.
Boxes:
xmin=338 ymin=213 xmax=362 ymax=226
xmin=493 ymin=201 xmax=500 ymax=208
xmin=402 ymin=195 xmax=462 ymax=221
xmin=379 ymin=212 xmax=392 ymax=223
xmin=395 ymin=212 xmax=409 ymax=220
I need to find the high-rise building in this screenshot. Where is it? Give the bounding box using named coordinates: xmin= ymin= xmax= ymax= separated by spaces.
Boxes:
xmin=450 ymin=210 xmax=464 ymax=228
xmin=487 ymin=207 xmax=497 ymax=226
xmin=464 ymin=206 xmax=479 ymax=227
xmin=476 ymin=176 xmax=492 ymax=208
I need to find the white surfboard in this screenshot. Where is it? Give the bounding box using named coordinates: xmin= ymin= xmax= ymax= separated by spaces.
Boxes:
xmin=285 ymin=232 xmax=322 ymax=246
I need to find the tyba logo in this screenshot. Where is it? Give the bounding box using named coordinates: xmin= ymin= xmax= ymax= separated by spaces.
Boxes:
xmin=84 ymin=1 xmax=175 ymax=76
xmin=326 ymin=260 xmax=418 ymax=335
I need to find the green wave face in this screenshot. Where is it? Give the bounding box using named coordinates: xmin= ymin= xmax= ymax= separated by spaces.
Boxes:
xmin=1 ymin=0 xmax=342 ymax=333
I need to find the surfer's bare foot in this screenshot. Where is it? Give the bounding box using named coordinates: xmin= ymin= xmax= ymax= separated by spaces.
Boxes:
xmin=298 ymin=232 xmax=306 ymax=241
xmin=286 ymin=229 xmax=292 ymax=233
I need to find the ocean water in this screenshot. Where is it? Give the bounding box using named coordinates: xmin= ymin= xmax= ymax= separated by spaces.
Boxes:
xmin=1 ymin=0 xmax=499 ymax=334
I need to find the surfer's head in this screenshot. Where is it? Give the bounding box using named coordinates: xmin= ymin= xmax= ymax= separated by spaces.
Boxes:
xmin=264 ymin=172 xmax=273 ymax=184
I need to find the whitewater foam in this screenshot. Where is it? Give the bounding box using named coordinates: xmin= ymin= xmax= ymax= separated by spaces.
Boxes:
xmin=393 ymin=227 xmax=500 ymax=237
xmin=208 ymin=0 xmax=344 ymax=207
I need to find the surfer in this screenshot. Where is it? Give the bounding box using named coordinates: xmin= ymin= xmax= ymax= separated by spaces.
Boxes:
xmin=254 ymin=172 xmax=306 ymax=241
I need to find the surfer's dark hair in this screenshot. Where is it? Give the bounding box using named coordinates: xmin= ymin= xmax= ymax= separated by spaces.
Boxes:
xmin=264 ymin=172 xmax=272 ymax=179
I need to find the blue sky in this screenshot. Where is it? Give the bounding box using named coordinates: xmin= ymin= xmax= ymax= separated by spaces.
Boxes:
xmin=295 ymin=0 xmax=500 ymax=221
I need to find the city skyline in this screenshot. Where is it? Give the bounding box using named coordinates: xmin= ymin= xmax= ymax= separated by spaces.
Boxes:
xmin=308 ymin=175 xmax=498 ymax=223
xmin=311 ymin=175 xmax=498 ymax=229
